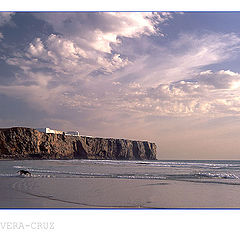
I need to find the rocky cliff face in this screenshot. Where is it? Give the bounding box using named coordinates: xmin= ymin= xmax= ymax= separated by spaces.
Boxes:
xmin=0 ymin=127 xmax=157 ymax=160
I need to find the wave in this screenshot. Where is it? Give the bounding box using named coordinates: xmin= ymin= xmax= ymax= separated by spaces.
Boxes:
xmin=13 ymin=159 xmax=240 ymax=168
xmin=13 ymin=165 xmax=26 ymax=169
xmin=0 ymin=173 xmax=19 ymax=177
xmin=5 ymin=168 xmax=240 ymax=180
xmin=71 ymin=159 xmax=240 ymax=169
xmin=195 ymin=172 xmax=240 ymax=179
xmin=4 ymin=160 xmax=240 ymax=181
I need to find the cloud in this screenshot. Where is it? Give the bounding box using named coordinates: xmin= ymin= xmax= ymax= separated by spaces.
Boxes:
xmin=197 ymin=69 xmax=240 ymax=89
xmin=3 ymin=13 xmax=240 ymax=125
xmin=24 ymin=35 xmax=92 ymax=75
xmin=2 ymin=12 xmax=171 ymax=116
xmin=59 ymin=69 xmax=240 ymax=120
xmin=5 ymin=12 xmax=172 ymax=82
xmin=138 ymin=70 xmax=240 ymax=116
xmin=33 ymin=12 xmax=172 ymax=53
xmin=130 ymin=32 xmax=240 ymax=88
xmin=0 ymin=12 xmax=15 ymax=26
xmin=0 ymin=73 xmax=69 ymax=114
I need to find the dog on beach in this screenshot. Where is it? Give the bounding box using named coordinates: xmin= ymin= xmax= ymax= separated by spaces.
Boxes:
xmin=17 ymin=170 xmax=31 ymax=177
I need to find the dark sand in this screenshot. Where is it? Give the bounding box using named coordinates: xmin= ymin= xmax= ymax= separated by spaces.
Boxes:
xmin=1 ymin=177 xmax=240 ymax=208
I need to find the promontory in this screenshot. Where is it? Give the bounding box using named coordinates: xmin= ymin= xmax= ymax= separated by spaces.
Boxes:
xmin=0 ymin=127 xmax=157 ymax=160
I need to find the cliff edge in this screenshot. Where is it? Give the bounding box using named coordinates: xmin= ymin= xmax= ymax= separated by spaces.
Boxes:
xmin=0 ymin=127 xmax=157 ymax=160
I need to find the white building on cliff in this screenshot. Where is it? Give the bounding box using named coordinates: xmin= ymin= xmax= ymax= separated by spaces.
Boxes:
xmin=36 ymin=127 xmax=80 ymax=136
xmin=65 ymin=131 xmax=80 ymax=136
xmin=36 ymin=127 xmax=63 ymax=134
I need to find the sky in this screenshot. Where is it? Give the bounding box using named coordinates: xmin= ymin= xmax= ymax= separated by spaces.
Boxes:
xmin=2 ymin=12 xmax=240 ymax=159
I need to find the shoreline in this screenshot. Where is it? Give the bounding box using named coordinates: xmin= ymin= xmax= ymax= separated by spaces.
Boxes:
xmin=0 ymin=158 xmax=161 ymax=162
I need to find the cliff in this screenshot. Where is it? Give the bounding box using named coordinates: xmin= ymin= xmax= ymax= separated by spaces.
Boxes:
xmin=0 ymin=127 xmax=157 ymax=160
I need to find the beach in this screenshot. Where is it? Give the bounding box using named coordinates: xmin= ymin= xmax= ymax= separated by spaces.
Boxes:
xmin=1 ymin=159 xmax=240 ymax=208
xmin=1 ymin=175 xmax=240 ymax=208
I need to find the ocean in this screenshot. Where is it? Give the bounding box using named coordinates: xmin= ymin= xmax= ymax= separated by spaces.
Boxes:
xmin=1 ymin=159 xmax=240 ymax=181
xmin=1 ymin=159 xmax=240 ymax=208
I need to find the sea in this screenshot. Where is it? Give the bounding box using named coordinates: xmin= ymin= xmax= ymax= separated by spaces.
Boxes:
xmin=2 ymin=159 xmax=240 ymax=208
xmin=0 ymin=159 xmax=240 ymax=183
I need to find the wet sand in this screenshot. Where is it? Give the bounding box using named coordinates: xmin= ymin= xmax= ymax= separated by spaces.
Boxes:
xmin=1 ymin=177 xmax=240 ymax=208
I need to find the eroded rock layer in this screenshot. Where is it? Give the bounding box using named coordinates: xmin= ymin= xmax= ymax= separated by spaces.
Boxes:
xmin=0 ymin=127 xmax=157 ymax=160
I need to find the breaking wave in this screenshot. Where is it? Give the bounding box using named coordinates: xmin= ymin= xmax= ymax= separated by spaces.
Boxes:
xmin=0 ymin=159 xmax=240 ymax=182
